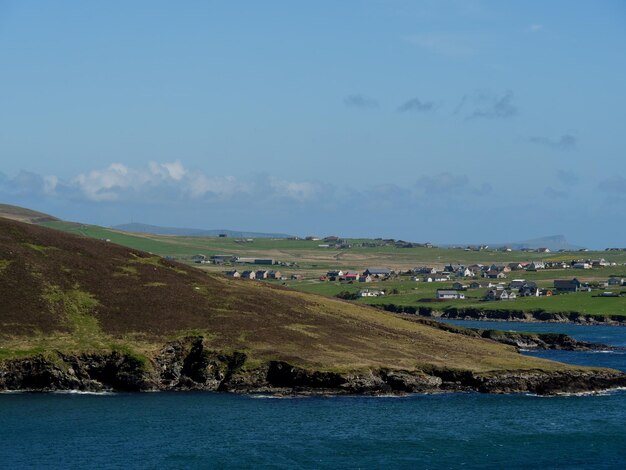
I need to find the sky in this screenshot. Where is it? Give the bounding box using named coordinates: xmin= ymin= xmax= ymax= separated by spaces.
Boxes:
xmin=0 ymin=0 xmax=625 ymax=248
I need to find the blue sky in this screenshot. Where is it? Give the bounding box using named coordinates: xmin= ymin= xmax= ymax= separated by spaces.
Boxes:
xmin=1 ymin=1 xmax=625 ymax=247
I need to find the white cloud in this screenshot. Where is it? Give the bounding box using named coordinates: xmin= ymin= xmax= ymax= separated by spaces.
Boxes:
xmin=269 ymin=178 xmax=324 ymax=202
xmin=43 ymin=175 xmax=58 ymax=194
xmin=2 ymin=161 xmax=325 ymax=205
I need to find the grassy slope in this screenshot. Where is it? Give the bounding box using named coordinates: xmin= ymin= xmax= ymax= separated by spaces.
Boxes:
xmin=0 ymin=204 xmax=59 ymax=223
xmin=40 ymin=221 xmax=626 ymax=267
xmin=283 ymin=278 xmax=626 ymax=317
xmin=0 ymin=216 xmax=574 ymax=374
xmin=39 ymin=220 xmax=626 ymax=318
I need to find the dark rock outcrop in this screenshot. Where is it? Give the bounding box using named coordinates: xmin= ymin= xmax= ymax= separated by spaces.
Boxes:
xmin=1 ymin=336 xmax=625 ymax=396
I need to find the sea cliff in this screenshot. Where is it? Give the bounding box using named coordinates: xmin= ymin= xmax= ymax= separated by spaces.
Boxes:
xmin=2 ymin=337 xmax=625 ymax=396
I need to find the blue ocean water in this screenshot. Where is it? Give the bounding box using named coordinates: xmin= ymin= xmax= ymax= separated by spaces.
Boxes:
xmin=2 ymin=320 xmax=626 ymax=469
xmin=441 ymin=319 xmax=626 ymax=372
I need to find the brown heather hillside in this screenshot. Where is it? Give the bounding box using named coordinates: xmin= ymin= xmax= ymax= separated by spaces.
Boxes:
xmin=0 ymin=216 xmax=597 ymax=377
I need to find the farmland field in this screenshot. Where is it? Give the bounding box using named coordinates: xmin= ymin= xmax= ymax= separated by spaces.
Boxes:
xmin=41 ymin=221 xmax=626 ymax=319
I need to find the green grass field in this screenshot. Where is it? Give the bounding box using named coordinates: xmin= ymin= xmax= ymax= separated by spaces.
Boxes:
xmin=41 ymin=220 xmax=626 ymax=318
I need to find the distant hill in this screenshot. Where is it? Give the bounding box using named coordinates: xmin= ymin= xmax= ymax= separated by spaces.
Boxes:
xmin=1 ymin=216 xmax=605 ymax=394
xmin=0 ymin=203 xmax=59 ymax=224
xmin=491 ymin=235 xmax=584 ymax=251
xmin=113 ymin=222 xmax=292 ymax=239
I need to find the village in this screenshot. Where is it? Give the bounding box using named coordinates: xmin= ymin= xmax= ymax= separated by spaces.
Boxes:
xmin=209 ymin=254 xmax=626 ymax=304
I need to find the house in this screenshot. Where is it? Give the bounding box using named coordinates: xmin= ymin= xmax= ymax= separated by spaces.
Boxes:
xmin=364 ymin=268 xmax=392 ymax=278
xmin=469 ymin=281 xmax=483 ymax=289
xmin=414 ymin=266 xmax=437 ymax=274
xmin=518 ymin=282 xmax=539 ymax=297
xmin=489 ymin=264 xmax=511 ymax=273
xmin=573 ymin=262 xmax=591 ymax=269
xmin=224 ymin=270 xmax=240 ymax=278
xmin=485 ymin=270 xmax=507 ymax=279
xmin=327 ymin=270 xmax=344 ymax=280
xmin=592 ymin=259 xmax=609 ymax=267
xmin=358 ymin=275 xmax=372 ymax=283
xmin=359 ymin=289 xmax=385 ymax=297
xmin=457 ymin=268 xmax=475 ymax=278
xmin=425 ymin=274 xmax=449 ymax=282
xmin=291 ymin=274 xmax=304 ymax=280
xmin=255 ymin=270 xmax=269 ymax=279
xmin=437 ymin=289 xmax=465 ymax=300
xmin=526 ymin=261 xmax=545 ymax=271
xmin=267 ymin=270 xmax=282 ymax=280
xmin=342 ymin=272 xmax=359 ymax=281
xmin=241 ymin=270 xmax=256 ymax=280
xmin=444 ymin=263 xmax=462 ymax=273
xmin=554 ymin=278 xmax=588 ymax=292
xmin=191 ymin=254 xmax=207 ymax=263
xmin=452 ymin=282 xmax=468 ymax=291
xmin=607 ymin=277 xmax=623 ymax=286
xmin=508 ymin=263 xmax=524 ymax=271
xmin=509 ymin=279 xmax=527 ymax=289
xmin=485 ymin=289 xmax=517 ymax=301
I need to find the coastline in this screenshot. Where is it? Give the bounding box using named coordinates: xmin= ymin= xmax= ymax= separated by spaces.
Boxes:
xmin=1 ymin=336 xmax=625 ymax=396
xmin=379 ymin=304 xmax=626 ymax=326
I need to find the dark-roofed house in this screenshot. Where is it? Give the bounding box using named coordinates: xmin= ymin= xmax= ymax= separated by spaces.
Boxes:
xmin=267 ymin=270 xmax=282 ymax=280
xmin=485 ymin=289 xmax=517 ymax=301
xmin=509 ymin=279 xmax=527 ymax=289
xmin=224 ymin=270 xmax=240 ymax=278
xmin=518 ymin=282 xmax=539 ymax=297
xmin=485 ymin=270 xmax=507 ymax=279
xmin=554 ymin=278 xmax=587 ymax=292
xmin=241 ymin=270 xmax=256 ymax=280
xmin=364 ymin=268 xmax=392 ymax=278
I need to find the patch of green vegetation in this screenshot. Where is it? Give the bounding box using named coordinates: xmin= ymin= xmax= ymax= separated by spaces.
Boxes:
xmin=114 ymin=265 xmax=139 ymax=277
xmin=129 ymin=254 xmax=162 ymax=266
xmin=22 ymin=243 xmax=56 ymax=255
xmin=43 ymin=285 xmax=102 ymax=345
xmin=0 ymin=259 xmax=12 ymax=274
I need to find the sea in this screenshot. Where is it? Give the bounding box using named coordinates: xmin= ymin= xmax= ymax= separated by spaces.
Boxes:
xmin=2 ymin=320 xmax=626 ymax=469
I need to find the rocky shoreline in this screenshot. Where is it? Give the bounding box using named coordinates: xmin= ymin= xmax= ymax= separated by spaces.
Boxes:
xmin=379 ymin=304 xmax=626 ymax=325
xmin=1 ymin=336 xmax=625 ymax=396
xmin=410 ymin=317 xmax=616 ymax=351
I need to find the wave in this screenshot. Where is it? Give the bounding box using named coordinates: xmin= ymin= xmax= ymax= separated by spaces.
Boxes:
xmin=52 ymin=390 xmax=116 ymax=396
xmin=525 ymin=387 xmax=626 ymax=398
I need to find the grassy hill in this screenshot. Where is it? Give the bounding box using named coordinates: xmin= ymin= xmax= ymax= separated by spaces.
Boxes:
xmin=2 ymin=216 xmax=625 ymax=394
xmin=0 ymin=204 xmax=59 ymax=224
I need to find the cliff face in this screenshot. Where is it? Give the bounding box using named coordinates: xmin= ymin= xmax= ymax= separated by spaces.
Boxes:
xmin=2 ymin=337 xmax=625 ymax=396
